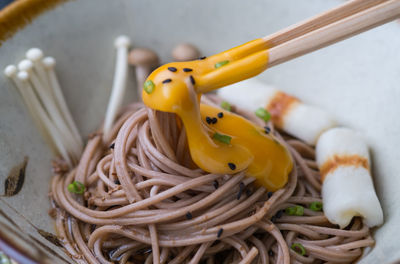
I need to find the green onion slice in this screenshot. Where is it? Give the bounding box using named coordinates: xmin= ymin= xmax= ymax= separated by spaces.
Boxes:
xmin=310 ymin=201 xmax=323 ymax=211
xmin=255 ymin=108 xmax=271 ymax=122
xmin=220 ymin=101 xmax=231 ymax=111
xmin=285 ymin=205 xmax=304 ymax=216
xmin=143 ymin=80 xmax=155 ymax=94
xmin=214 ymin=60 xmax=229 ymax=68
xmin=0 ymin=252 xmax=11 ymax=264
xmin=294 ymin=205 xmax=304 ymax=216
xmin=67 ymin=181 xmax=86 ymax=194
xmin=291 ymin=243 xmax=306 ymax=256
xmin=212 ymin=132 xmax=232 ymax=144
xmin=285 ymin=206 xmax=296 ymax=215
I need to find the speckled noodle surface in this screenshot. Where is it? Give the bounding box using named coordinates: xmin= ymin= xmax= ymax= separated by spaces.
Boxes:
xmin=0 ymin=0 xmax=399 ymax=263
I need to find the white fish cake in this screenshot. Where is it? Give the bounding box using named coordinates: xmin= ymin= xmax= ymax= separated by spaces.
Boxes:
xmin=284 ymin=103 xmax=336 ymax=146
xmin=316 ymin=127 xmax=383 ymax=228
xmin=217 ymin=78 xmax=276 ymax=112
xmin=217 ymin=78 xmax=335 ymax=145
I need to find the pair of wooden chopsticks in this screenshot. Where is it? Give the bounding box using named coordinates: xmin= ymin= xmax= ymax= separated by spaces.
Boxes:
xmin=263 ymin=0 xmax=400 ymax=67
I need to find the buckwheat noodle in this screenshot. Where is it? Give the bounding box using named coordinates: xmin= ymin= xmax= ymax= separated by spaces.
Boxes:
xmin=50 ymin=95 xmax=373 ymax=264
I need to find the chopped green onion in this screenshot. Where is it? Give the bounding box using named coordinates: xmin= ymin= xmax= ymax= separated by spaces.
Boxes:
xmin=285 ymin=205 xmax=304 ymax=216
xmin=143 ymin=80 xmax=155 ymax=94
xmin=255 ymin=108 xmax=271 ymax=122
xmin=0 ymin=252 xmax=11 ymax=264
xmin=214 ymin=60 xmax=229 ymax=68
xmin=220 ymin=101 xmax=231 ymax=111
xmin=285 ymin=206 xmax=296 ymax=215
xmin=213 ymin=132 xmax=232 ymax=144
xmin=291 ymin=243 xmax=306 ymax=256
xmin=294 ymin=205 xmax=304 ymax=216
xmin=67 ymin=181 xmax=86 ymax=194
xmin=310 ymin=201 xmax=323 ymax=211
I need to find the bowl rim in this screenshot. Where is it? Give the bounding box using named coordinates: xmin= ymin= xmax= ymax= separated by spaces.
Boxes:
xmin=0 ymin=1 xmax=74 ymax=262
xmin=0 ymin=0 xmax=69 ymax=48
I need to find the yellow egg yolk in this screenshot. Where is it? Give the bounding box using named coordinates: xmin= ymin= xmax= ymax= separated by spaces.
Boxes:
xmin=142 ymin=38 xmax=293 ymax=191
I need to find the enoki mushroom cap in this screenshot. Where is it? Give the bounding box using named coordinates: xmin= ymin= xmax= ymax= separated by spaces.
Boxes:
xmin=18 ymin=59 xmax=34 ymax=71
xmin=114 ymin=35 xmax=131 ymax=48
xmin=4 ymin=65 xmax=17 ymax=77
xmin=17 ymin=70 xmax=29 ymax=81
xmin=26 ymin=48 xmax=44 ymax=61
xmin=42 ymin=57 xmax=56 ymax=69
xmin=128 ymin=48 xmax=159 ymax=68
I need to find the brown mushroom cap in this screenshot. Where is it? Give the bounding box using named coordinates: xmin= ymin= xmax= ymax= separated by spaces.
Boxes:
xmin=171 ymin=43 xmax=201 ymax=61
xmin=128 ymin=48 xmax=159 ymax=68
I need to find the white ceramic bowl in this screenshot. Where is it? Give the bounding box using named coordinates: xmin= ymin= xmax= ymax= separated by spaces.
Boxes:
xmin=0 ymin=0 xmax=399 ymax=263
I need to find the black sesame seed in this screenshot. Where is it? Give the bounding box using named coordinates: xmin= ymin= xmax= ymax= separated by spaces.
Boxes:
xmin=168 ymin=67 xmax=177 ymax=72
xmin=186 ymin=212 xmax=193 ymax=220
xmin=276 ymin=210 xmax=283 ymax=218
xmin=114 ymin=179 xmax=120 ymax=185
xmin=264 ymin=126 xmax=271 ymax=134
xmin=246 ymin=189 xmax=252 ymax=197
xmin=228 ymin=163 xmax=236 ymax=170
xmin=206 ymin=117 xmax=212 ymax=124
xmin=199 ymin=56 xmax=207 ymax=60
xmin=237 ymin=182 xmax=245 ymax=200
xmin=213 ymin=180 xmax=219 ymax=189
xmin=137 ymin=248 xmax=152 ymax=255
xmin=183 ymin=68 xmax=193 ymax=72
xmin=217 ymin=228 xmax=223 ymax=238
xmin=109 ymin=143 xmax=115 ymax=149
xmin=189 ymin=75 xmax=195 ymax=85
xmin=268 ymin=250 xmax=274 ymax=256
xmin=217 ymin=112 xmax=224 ymax=118
xmin=211 ymin=117 xmax=218 ymax=124
xmin=162 ymin=78 xmax=172 ymax=84
xmin=267 ymin=192 xmax=273 ymax=198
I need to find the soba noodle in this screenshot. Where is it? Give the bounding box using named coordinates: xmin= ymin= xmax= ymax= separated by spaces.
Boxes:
xmin=50 ymin=95 xmax=373 ymax=264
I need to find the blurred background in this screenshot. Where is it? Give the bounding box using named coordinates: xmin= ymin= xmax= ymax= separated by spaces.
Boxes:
xmin=0 ymin=0 xmax=13 ymax=9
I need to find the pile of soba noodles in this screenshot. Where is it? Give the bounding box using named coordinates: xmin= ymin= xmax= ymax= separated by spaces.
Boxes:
xmin=50 ymin=94 xmax=374 ymax=264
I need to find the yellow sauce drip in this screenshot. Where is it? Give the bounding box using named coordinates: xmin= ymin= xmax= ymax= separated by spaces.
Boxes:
xmin=142 ymin=38 xmax=293 ymax=191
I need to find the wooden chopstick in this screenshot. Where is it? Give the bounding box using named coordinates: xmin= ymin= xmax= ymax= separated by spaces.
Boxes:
xmin=262 ymin=0 xmax=387 ymax=48
xmin=264 ymin=0 xmax=400 ymax=68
